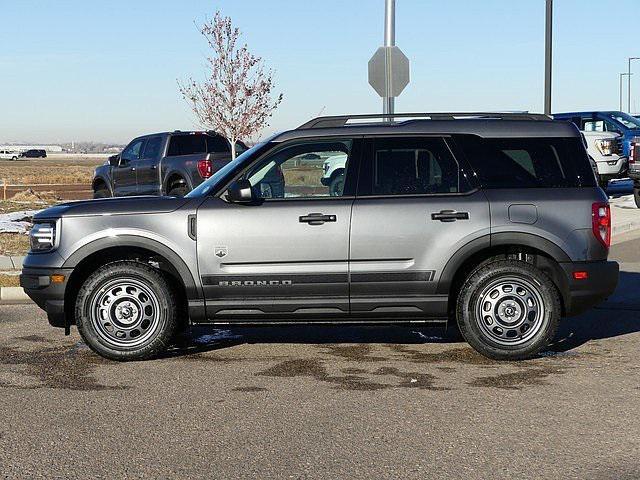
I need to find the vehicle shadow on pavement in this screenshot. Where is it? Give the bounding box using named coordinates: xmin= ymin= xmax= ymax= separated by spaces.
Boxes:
xmin=550 ymin=270 xmax=640 ymax=353
xmin=161 ymin=271 xmax=640 ymax=359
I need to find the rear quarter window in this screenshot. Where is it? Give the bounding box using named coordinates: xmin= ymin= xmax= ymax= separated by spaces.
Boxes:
xmin=454 ymin=135 xmax=596 ymax=188
xmin=167 ymin=135 xmax=206 ymax=156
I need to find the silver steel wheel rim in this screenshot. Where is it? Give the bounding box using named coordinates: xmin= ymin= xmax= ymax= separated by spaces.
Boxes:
xmin=474 ymin=276 xmax=546 ymax=346
xmin=90 ymin=278 xmax=161 ymax=348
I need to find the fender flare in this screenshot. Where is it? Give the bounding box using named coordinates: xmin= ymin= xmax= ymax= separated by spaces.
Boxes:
xmin=436 ymin=232 xmax=571 ymax=295
xmin=62 ymin=235 xmax=200 ymax=300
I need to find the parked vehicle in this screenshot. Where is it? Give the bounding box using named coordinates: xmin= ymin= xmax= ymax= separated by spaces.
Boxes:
xmin=92 ymin=131 xmax=250 ymax=198
xmin=21 ymin=112 xmax=618 ymax=362
xmin=555 ymin=111 xmax=640 ymax=205
xmin=20 ymin=149 xmax=47 ymax=158
xmin=0 ymin=150 xmax=20 ymax=160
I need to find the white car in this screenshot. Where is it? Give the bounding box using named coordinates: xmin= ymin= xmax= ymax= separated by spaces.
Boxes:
xmin=581 ymin=131 xmax=627 ymax=187
xmin=320 ymin=153 xmax=348 ymax=196
xmin=0 ymin=150 xmax=20 ymax=160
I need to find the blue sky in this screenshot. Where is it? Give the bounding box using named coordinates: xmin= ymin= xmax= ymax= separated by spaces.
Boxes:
xmin=1 ymin=0 xmax=639 ymax=143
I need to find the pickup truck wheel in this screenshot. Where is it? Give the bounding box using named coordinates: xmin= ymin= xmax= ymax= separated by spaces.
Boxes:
xmin=168 ymin=185 xmax=189 ymax=197
xmin=456 ymin=260 xmax=560 ymax=361
xmin=634 ymin=186 xmax=640 ymax=208
xmin=75 ymin=261 xmax=177 ymax=361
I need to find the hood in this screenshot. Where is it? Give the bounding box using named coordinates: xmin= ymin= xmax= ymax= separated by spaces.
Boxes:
xmin=34 ymin=196 xmax=192 ymax=220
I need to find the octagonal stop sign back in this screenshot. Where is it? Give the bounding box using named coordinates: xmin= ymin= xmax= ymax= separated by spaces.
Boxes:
xmin=368 ymin=46 xmax=410 ymax=98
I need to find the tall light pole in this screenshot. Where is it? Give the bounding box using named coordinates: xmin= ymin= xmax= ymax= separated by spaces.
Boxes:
xmin=620 ymin=73 xmax=632 ymax=111
xmin=544 ymin=0 xmax=553 ymax=115
xmin=628 ymin=57 xmax=640 ymax=113
xmin=384 ymin=0 xmax=396 ymax=115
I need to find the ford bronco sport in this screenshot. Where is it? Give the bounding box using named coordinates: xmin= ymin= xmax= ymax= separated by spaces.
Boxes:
xmin=21 ymin=113 xmax=619 ymax=361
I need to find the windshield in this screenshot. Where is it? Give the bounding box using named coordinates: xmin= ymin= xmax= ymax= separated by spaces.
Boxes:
xmin=606 ymin=112 xmax=640 ymax=130
xmin=186 ymin=142 xmax=269 ymax=198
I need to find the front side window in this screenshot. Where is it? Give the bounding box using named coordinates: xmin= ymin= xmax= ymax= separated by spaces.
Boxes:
xmin=142 ymin=136 xmax=163 ymax=158
xmin=121 ymin=139 xmax=145 ymax=163
xmin=245 ymin=140 xmax=352 ymax=199
xmin=359 ymin=137 xmax=468 ymax=196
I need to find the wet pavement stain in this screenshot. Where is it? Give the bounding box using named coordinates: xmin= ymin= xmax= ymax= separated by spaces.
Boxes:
xmin=372 ymin=366 xmax=449 ymax=391
xmin=388 ymin=345 xmax=499 ymax=366
xmin=233 ymin=386 xmax=267 ymax=393
xmin=468 ymin=365 xmax=567 ymax=390
xmin=0 ymin=343 xmax=126 ymax=391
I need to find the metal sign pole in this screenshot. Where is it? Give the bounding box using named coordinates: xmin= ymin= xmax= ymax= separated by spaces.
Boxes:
xmin=544 ymin=0 xmax=553 ymax=115
xmin=383 ymin=0 xmax=395 ymax=115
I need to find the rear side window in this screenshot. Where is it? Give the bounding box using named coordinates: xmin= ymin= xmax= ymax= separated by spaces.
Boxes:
xmin=167 ymin=135 xmax=206 ymax=156
xmin=206 ymin=135 xmax=230 ymax=153
xmin=359 ymin=137 xmax=471 ymax=196
xmin=455 ymin=136 xmax=596 ymax=188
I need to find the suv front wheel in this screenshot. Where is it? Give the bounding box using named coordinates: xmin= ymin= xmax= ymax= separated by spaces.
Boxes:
xmin=456 ymin=260 xmax=560 ymax=360
xmin=75 ymin=261 xmax=178 ymax=361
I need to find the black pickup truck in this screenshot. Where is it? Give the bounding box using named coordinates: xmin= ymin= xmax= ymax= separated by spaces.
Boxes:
xmin=92 ymin=131 xmax=247 ymax=198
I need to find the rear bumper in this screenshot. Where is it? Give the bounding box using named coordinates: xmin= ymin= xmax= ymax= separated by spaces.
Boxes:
xmin=20 ymin=267 xmax=71 ymax=328
xmin=561 ymin=261 xmax=619 ymax=316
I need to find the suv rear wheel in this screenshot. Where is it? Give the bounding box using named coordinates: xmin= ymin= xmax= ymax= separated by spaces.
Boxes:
xmin=75 ymin=261 xmax=177 ymax=361
xmin=456 ymin=260 xmax=560 ymax=360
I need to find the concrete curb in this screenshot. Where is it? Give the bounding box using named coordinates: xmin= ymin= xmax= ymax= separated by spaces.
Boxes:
xmin=0 ymin=255 xmax=25 ymax=270
xmin=0 ymin=287 xmax=31 ymax=303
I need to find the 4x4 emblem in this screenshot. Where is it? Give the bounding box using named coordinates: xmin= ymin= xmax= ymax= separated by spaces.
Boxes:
xmin=215 ymin=246 xmax=228 ymax=258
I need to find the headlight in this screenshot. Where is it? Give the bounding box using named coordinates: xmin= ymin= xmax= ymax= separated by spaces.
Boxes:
xmin=595 ymin=139 xmax=616 ymax=156
xmin=30 ymin=222 xmax=57 ymax=252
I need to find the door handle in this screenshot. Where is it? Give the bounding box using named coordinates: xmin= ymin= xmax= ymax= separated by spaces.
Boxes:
xmin=130 ymin=167 xmax=136 ymax=172
xmin=431 ymin=210 xmax=469 ymax=222
xmin=299 ymin=213 xmax=337 ymax=225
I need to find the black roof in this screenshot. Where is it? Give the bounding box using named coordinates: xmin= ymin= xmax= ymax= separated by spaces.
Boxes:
xmin=273 ymin=112 xmax=580 ymax=142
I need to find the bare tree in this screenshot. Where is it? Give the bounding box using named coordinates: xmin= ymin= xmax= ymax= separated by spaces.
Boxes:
xmin=179 ymin=12 xmax=283 ymax=159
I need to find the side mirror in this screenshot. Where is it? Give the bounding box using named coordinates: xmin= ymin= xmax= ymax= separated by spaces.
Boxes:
xmin=109 ymin=155 xmax=120 ymax=166
xmin=226 ymin=179 xmax=254 ymax=203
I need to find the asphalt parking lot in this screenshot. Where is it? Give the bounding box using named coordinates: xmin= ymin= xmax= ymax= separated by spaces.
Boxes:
xmin=0 ymin=236 xmax=639 ymax=479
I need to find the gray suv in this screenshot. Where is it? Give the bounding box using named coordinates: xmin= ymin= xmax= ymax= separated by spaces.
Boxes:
xmin=21 ymin=113 xmax=619 ymax=361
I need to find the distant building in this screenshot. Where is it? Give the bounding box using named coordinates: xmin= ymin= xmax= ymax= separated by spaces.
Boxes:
xmin=0 ymin=144 xmax=64 ymax=153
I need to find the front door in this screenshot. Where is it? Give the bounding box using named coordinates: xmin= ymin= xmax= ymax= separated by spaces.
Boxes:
xmin=349 ymin=136 xmax=490 ymax=319
xmin=113 ymin=138 xmax=145 ymax=196
xmin=197 ymin=137 xmax=361 ymax=321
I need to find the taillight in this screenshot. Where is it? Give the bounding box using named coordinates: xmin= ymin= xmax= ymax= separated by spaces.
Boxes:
xmin=197 ymin=159 xmax=213 ymax=178
xmin=591 ymin=202 xmax=611 ymax=249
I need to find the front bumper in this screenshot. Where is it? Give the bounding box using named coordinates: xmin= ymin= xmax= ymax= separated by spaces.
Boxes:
xmin=561 ymin=260 xmax=619 ymax=316
xmin=20 ymin=267 xmax=72 ymax=328
xmin=595 ymin=156 xmax=627 ymax=177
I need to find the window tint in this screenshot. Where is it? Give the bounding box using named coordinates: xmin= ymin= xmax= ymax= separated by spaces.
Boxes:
xmin=142 ymin=136 xmax=163 ymax=158
xmin=121 ymin=139 xmax=145 ymax=162
xmin=167 ymin=135 xmax=206 ymax=156
xmin=245 ymin=140 xmax=352 ymax=199
xmin=206 ymin=135 xmax=230 ymax=153
xmin=359 ymin=137 xmax=469 ymax=196
xmin=455 ymin=135 xmax=596 ymax=188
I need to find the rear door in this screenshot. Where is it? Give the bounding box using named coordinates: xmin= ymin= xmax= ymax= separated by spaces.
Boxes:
xmin=113 ymin=138 xmax=145 ymax=196
xmin=196 ymin=137 xmax=361 ymax=321
xmin=136 ymin=136 xmax=164 ymax=195
xmin=349 ymin=136 xmax=490 ymax=319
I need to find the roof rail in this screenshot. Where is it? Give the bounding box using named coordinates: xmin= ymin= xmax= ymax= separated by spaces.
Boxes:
xmin=297 ymin=112 xmax=551 ymax=129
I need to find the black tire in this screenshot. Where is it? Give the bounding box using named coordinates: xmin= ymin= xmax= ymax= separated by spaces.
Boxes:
xmin=75 ymin=261 xmax=177 ymax=361
xmin=634 ymin=186 xmax=640 ymax=209
xmin=456 ymin=260 xmax=560 ymax=361
xmin=168 ymin=185 xmax=189 ymax=197
xmin=93 ymin=187 xmax=111 ymax=199
xmin=329 ymin=172 xmax=345 ymax=197
xmin=11 ymin=156 xmax=17 ymax=161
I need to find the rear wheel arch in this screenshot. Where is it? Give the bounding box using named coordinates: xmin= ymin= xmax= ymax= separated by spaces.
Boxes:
xmin=439 ymin=234 xmax=570 ymax=316
xmin=164 ymin=172 xmax=190 ymax=195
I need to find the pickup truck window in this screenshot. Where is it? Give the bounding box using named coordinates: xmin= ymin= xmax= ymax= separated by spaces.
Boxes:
xmin=143 ymin=137 xmax=163 ymax=158
xmin=121 ymin=139 xmax=145 ymax=162
xmin=206 ymin=135 xmax=230 ymax=153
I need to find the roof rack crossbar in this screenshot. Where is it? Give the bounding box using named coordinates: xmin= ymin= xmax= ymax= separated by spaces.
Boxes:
xmin=297 ymin=112 xmax=551 ymax=129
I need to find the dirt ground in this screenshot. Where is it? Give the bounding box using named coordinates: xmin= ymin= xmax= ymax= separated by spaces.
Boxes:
xmin=0 ymin=156 xmax=103 ymax=186
xmin=0 ymin=273 xmax=19 ymax=287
